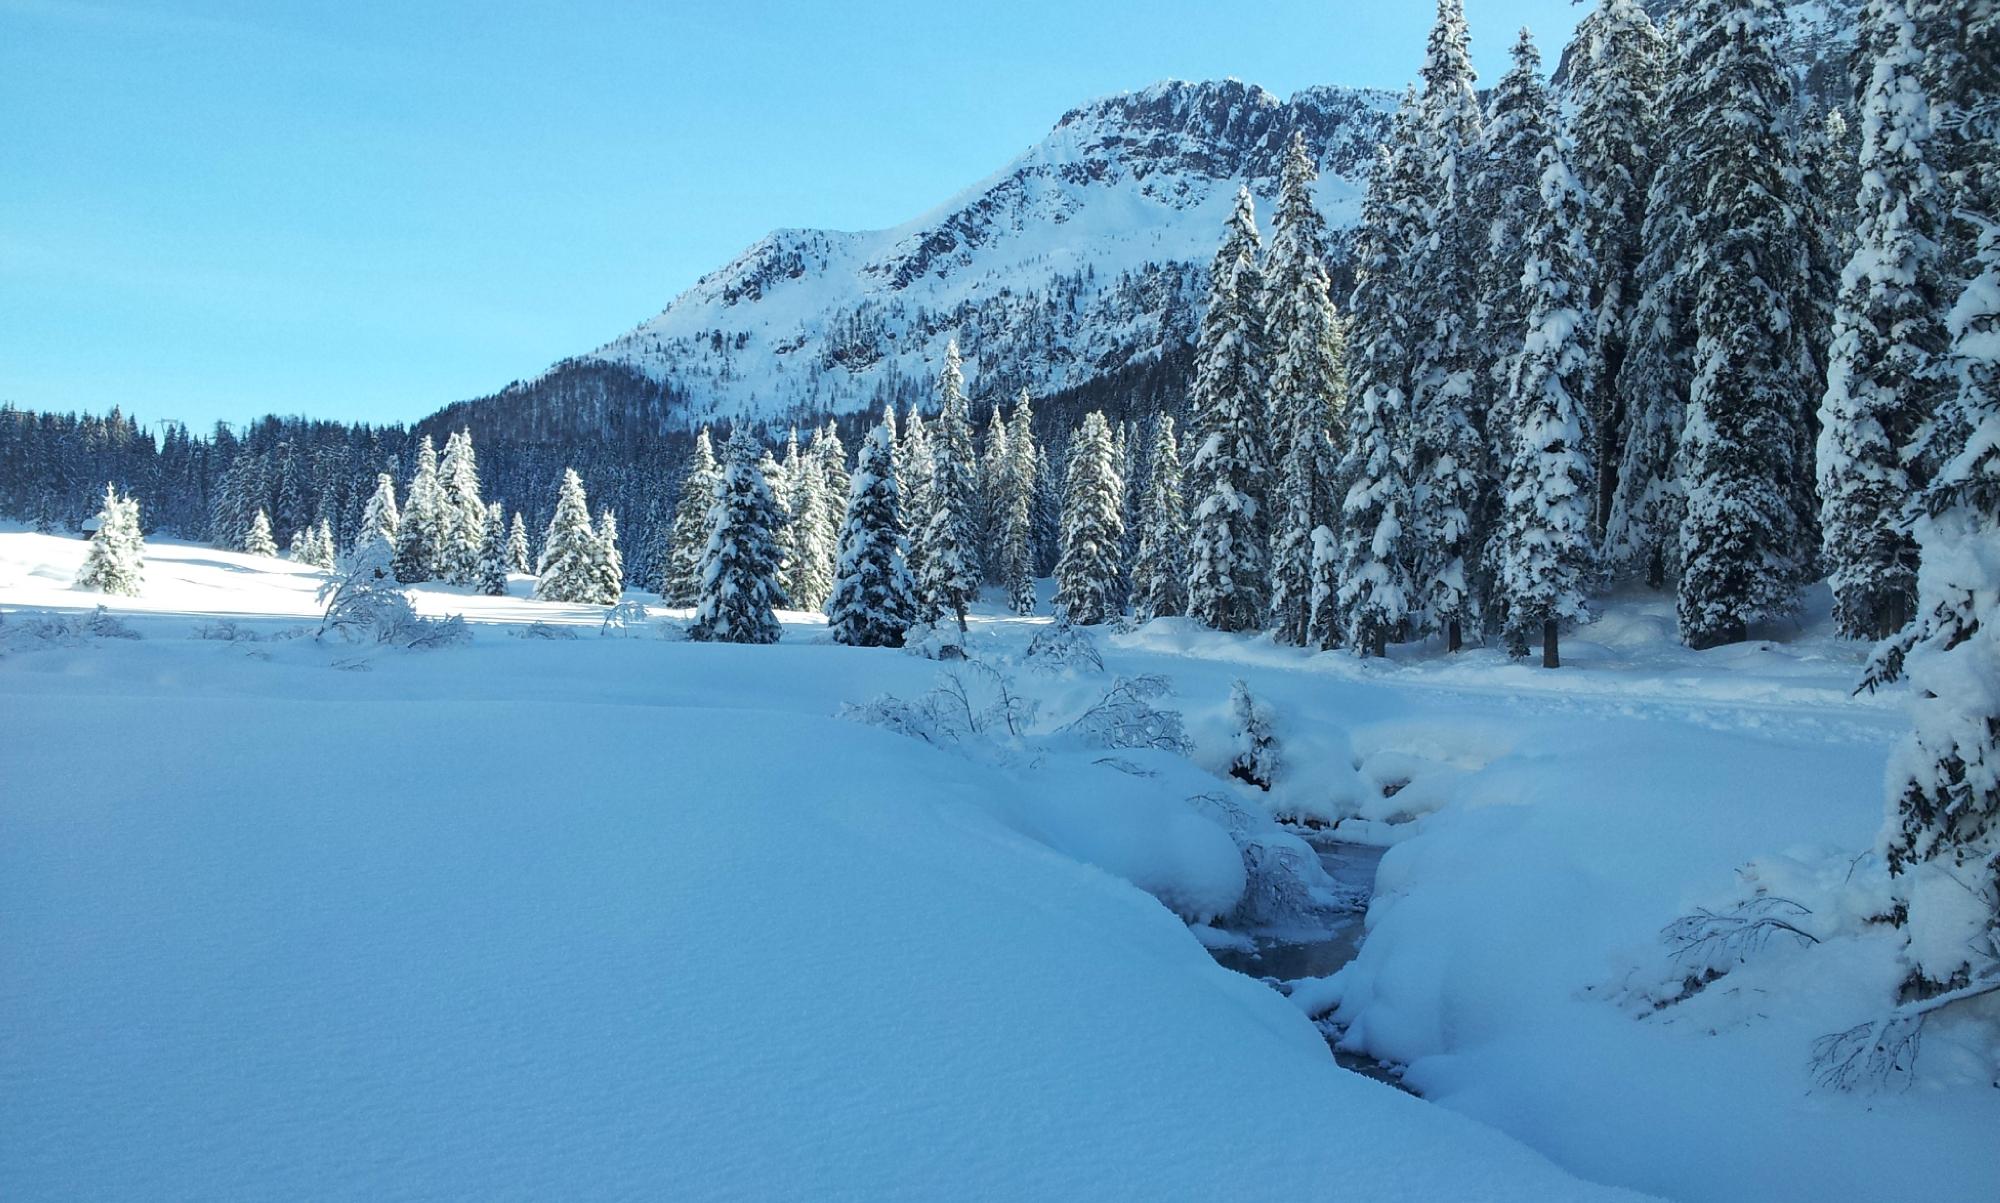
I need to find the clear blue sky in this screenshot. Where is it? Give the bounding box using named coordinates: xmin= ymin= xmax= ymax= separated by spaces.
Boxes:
xmin=1 ymin=0 xmax=1585 ymax=432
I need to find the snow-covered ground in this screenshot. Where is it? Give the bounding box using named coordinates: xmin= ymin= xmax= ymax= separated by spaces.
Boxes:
xmin=3 ymin=531 xmax=1996 ymax=1201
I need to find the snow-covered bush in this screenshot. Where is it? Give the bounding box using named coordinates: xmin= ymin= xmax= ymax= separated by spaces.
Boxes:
xmin=317 ymin=545 xmax=468 ymax=649
xmin=1188 ymin=790 xmax=1350 ymax=930
xmin=599 ymin=600 xmax=652 ymax=637
xmin=1022 ymin=617 xmax=1104 ymax=676
xmin=514 ymin=621 xmax=580 ymax=641
xmin=1226 ymin=679 xmax=1280 ymax=790
xmin=901 ymin=619 xmax=967 ymax=661
xmin=0 ymin=606 xmax=141 ymax=653
xmin=1057 ymin=675 xmax=1191 ymax=754
xmin=843 ymin=661 xmax=1035 ymax=753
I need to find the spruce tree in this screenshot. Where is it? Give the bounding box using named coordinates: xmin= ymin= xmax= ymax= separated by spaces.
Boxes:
xmin=915 ymin=345 xmax=980 ymax=630
xmin=506 ymin=511 xmax=531 ymax=575
xmin=393 ymin=435 xmax=443 ymax=584
xmin=476 ymin=502 xmax=508 ymax=596
xmin=784 ymin=462 xmax=836 ymax=612
xmin=663 ymin=428 xmax=721 ymax=605
xmin=1405 ymin=0 xmax=1487 ymax=650
xmin=437 ymin=429 xmax=486 ymax=585
xmin=827 ymin=420 xmax=916 ymax=648
xmin=1674 ymin=0 xmax=1817 ymax=649
xmin=1186 ymin=186 xmax=1272 ymax=632
xmin=74 ymin=484 xmax=143 ymax=596
xmin=999 ymin=390 xmax=1039 ymax=615
xmin=1496 ymin=137 xmax=1600 ymax=667
xmin=535 ymin=468 xmax=604 ymax=604
xmin=899 ymin=408 xmax=935 ymax=594
xmin=1031 ymin=441 xmax=1061 ymax=577
xmin=1568 ymin=0 xmax=1667 ymax=536
xmin=1265 ymin=130 xmax=1349 ymax=645
xmin=978 ymin=408 xmax=1011 ymax=586
xmin=244 ymin=508 xmax=278 ymax=558
xmin=355 ymin=472 xmax=400 ymax=559
xmin=1817 ymin=0 xmax=1949 ymax=640
xmin=593 ymin=509 xmax=624 ymax=604
xmin=1054 ymin=412 xmax=1126 ymax=625
xmin=691 ymin=431 xmax=786 ymax=644
xmin=813 ymin=421 xmax=851 ymax=526
xmin=1129 ymin=415 xmax=1189 ymax=621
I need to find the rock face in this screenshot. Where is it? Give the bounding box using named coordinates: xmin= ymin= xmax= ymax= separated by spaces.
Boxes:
xmin=442 ymin=1 xmax=1859 ymax=441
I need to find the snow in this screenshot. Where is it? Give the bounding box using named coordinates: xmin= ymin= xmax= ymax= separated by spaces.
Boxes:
xmin=3 ymin=530 xmax=1996 ymax=1201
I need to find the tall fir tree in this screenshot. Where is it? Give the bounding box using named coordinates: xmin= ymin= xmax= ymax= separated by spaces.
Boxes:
xmin=506 ymin=511 xmax=531 ymax=575
xmin=1817 ymin=0 xmax=1949 ymax=640
xmin=663 ymin=428 xmax=721 ymax=605
xmin=593 ymin=508 xmax=624 ymax=603
xmin=827 ymin=420 xmax=916 ymax=648
xmin=1265 ymin=130 xmax=1349 ymax=645
xmin=1186 ymin=186 xmax=1272 ymax=632
xmin=899 ymin=408 xmax=935 ymax=594
xmin=1495 ymin=136 xmax=1600 ymax=667
xmin=476 ymin=502 xmax=508 ymax=597
xmin=977 ymin=409 xmax=1010 ymax=585
xmin=784 ymin=459 xmax=836 ymax=612
xmin=692 ymin=430 xmax=786 ymax=644
xmin=1406 ymin=0 xmax=1487 ymax=650
xmin=1054 ymin=412 xmax=1126 ymax=626
xmin=1129 ymin=415 xmax=1189 ymax=621
xmin=999 ymin=390 xmax=1039 ymax=615
xmin=354 ymin=472 xmax=400 ymax=559
xmin=1674 ymin=0 xmax=1818 ymax=649
xmin=535 ymin=468 xmax=606 ymax=604
xmin=393 ymin=435 xmax=443 ymax=584
xmin=915 ymin=344 xmax=980 ymax=630
xmin=244 ymin=508 xmax=277 ymax=558
xmin=1567 ymin=0 xmax=1667 ymax=535
xmin=436 ymin=429 xmax=486 ymax=586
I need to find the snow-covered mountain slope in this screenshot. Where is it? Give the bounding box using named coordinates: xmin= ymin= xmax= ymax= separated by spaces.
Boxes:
xmin=446 ymin=1 xmax=1857 ymax=441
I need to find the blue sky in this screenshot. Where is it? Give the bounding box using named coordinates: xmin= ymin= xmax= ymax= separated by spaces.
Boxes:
xmin=1 ymin=0 xmax=1585 ymax=432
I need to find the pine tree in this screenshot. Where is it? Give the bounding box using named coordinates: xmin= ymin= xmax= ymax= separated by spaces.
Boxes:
xmin=74 ymin=484 xmax=143 ymax=596
xmin=914 ymin=344 xmax=980 ymax=630
xmin=1674 ymin=0 xmax=1817 ymax=649
xmin=355 ymin=472 xmax=400 ymax=559
xmin=1032 ymin=441 xmax=1061 ymax=577
xmin=593 ymin=509 xmax=624 ymax=604
xmin=978 ymin=408 xmax=1011 ymax=585
xmin=1129 ymin=415 xmax=1189 ymax=621
xmin=288 ymin=527 xmax=309 ymax=563
xmin=535 ymin=468 xmax=604 ymax=604
xmin=1334 ymin=103 xmax=1423 ymax=658
xmin=691 ymin=430 xmax=786 ymax=644
xmin=1569 ymin=0 xmax=1667 ymax=533
xmin=828 ymin=419 xmax=917 ymax=648
xmin=899 ymin=408 xmax=935 ymax=594
xmin=1186 ymin=186 xmax=1272 ymax=632
xmin=784 ymin=461 xmax=836 ymax=612
xmin=436 ymin=429 xmax=486 ymax=585
xmin=476 ymin=502 xmax=508 ymax=596
xmin=310 ymin=517 xmax=337 ymax=569
xmin=1404 ymin=0 xmax=1488 ymax=651
xmin=1054 ymin=412 xmax=1126 ymax=625
xmin=813 ymin=421 xmax=851 ymax=526
xmin=663 ymin=428 xmax=721 ymax=605
xmin=506 ymin=511 xmax=531 ymax=575
xmin=1496 ymin=136 xmax=1600 ymax=667
xmin=393 ymin=435 xmax=443 ymax=584
xmin=999 ymin=390 xmax=1039 ymax=615
xmin=244 ymin=508 xmax=277 ymax=557
xmin=1265 ymin=130 xmax=1349 ymax=645
xmin=1817 ymin=0 xmax=1949 ymax=641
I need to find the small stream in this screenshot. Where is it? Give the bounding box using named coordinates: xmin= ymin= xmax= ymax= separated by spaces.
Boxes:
xmin=1205 ymin=840 xmax=1408 ymax=1090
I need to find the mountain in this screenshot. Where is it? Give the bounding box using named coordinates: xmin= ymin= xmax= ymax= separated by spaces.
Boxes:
xmin=433 ymin=1 xmax=1860 ymax=445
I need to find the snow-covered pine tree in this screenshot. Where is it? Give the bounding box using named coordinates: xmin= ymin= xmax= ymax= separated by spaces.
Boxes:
xmin=1405 ymin=0 xmax=1488 ymax=651
xmin=1333 ymin=105 xmax=1423 ymax=657
xmin=663 ymin=427 xmax=721 ymax=605
xmin=476 ymin=502 xmax=508 ymax=596
xmin=1817 ymin=0 xmax=1949 ymax=641
xmin=1495 ymin=135 xmax=1600 ymax=668
xmin=1031 ymin=441 xmax=1061 ymax=578
xmin=1130 ymin=415 xmax=1190 ymax=621
xmin=75 ymin=484 xmax=143 ymax=596
xmin=978 ymin=408 xmax=1011 ymax=586
xmin=827 ymin=419 xmax=917 ymax=648
xmin=535 ymin=468 xmax=605 ymax=604
xmin=1566 ymin=0 xmax=1666 ymax=534
xmin=593 ymin=509 xmax=624 ymax=604
xmin=311 ymin=517 xmax=337 ymax=569
xmin=915 ymin=344 xmax=981 ymax=630
xmin=812 ymin=421 xmax=851 ymax=528
xmin=1265 ymin=130 xmax=1349 ymax=646
xmin=354 ymin=472 xmax=400 ymax=559
xmin=244 ymin=507 xmax=277 ymax=557
xmin=436 ymin=429 xmax=486 ymax=585
xmin=783 ymin=459 xmax=836 ymax=612
xmin=899 ymin=408 xmax=935 ymax=596
xmin=1054 ymin=412 xmax=1126 ymax=626
xmin=506 ymin=511 xmax=531 ymax=574
xmin=999 ymin=390 xmax=1039 ymax=615
xmin=1186 ymin=186 xmax=1272 ymax=632
xmin=288 ymin=527 xmax=309 ymax=562
xmin=1605 ymin=12 xmax=1702 ymax=589
xmin=393 ymin=435 xmax=443 ymax=583
xmin=691 ymin=430 xmax=786 ymax=644
xmin=1674 ymin=0 xmax=1817 ymax=649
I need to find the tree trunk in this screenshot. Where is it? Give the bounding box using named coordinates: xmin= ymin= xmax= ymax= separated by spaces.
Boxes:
xmin=1645 ymin=547 xmax=1665 ymax=591
xmin=1447 ymin=619 xmax=1462 ymax=653
xmin=1368 ymin=629 xmax=1386 ymax=658
xmin=1542 ymin=619 xmax=1559 ymax=669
